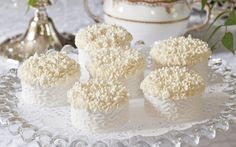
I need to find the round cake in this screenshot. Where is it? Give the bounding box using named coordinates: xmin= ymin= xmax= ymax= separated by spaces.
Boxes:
xmin=75 ymin=23 xmax=133 ymax=71
xmin=18 ymin=52 xmax=80 ymax=107
xmin=140 ymin=66 xmax=205 ymax=120
xmin=68 ymin=78 xmax=129 ymax=133
xmin=150 ymin=35 xmax=211 ymax=80
xmin=86 ymin=48 xmax=146 ymax=98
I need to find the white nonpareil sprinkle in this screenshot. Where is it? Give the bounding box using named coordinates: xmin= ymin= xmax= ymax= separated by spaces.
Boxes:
xmin=140 ymin=66 xmax=205 ymax=100
xmin=75 ymin=23 xmax=133 ymax=51
xmin=87 ymin=47 xmax=146 ymax=80
xmin=18 ymin=52 xmax=80 ymax=88
xmin=150 ymin=35 xmax=212 ymax=66
xmin=67 ymin=78 xmax=129 ymax=112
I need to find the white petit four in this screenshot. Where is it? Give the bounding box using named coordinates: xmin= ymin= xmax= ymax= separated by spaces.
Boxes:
xmin=18 ymin=52 xmax=80 ymax=107
xmin=68 ymin=78 xmax=129 ymax=133
xmin=86 ymin=48 xmax=146 ymax=98
xmin=140 ymin=66 xmax=205 ymax=119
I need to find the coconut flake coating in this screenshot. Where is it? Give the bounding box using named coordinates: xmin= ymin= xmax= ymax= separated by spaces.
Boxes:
xmin=67 ymin=78 xmax=129 ymax=112
xmin=18 ymin=52 xmax=80 ymax=88
xmin=87 ymin=47 xmax=146 ymax=80
xmin=150 ymin=35 xmax=212 ymax=66
xmin=140 ymin=66 xmax=205 ymax=100
xmin=75 ymin=23 xmax=133 ymax=51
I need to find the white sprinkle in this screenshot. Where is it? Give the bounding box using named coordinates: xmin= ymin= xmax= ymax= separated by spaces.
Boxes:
xmin=87 ymin=47 xmax=146 ymax=80
xmin=140 ymin=66 xmax=205 ymax=100
xmin=18 ymin=52 xmax=80 ymax=88
xmin=150 ymin=35 xmax=212 ymax=66
xmin=67 ymin=78 xmax=129 ymax=112
xmin=75 ymin=23 xmax=133 ymax=51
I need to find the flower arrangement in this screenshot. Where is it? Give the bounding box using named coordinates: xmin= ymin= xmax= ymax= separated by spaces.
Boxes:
xmin=202 ymin=0 xmax=236 ymax=53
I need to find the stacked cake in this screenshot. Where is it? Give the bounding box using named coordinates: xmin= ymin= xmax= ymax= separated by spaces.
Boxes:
xmin=75 ymin=23 xmax=145 ymax=98
xmin=141 ymin=35 xmax=211 ymax=119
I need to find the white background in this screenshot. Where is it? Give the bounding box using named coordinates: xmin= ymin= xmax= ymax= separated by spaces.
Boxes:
xmin=0 ymin=0 xmax=236 ymax=146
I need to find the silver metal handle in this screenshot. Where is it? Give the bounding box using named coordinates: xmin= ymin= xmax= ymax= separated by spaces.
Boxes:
xmin=185 ymin=0 xmax=211 ymax=34
xmin=83 ymin=0 xmax=102 ymax=23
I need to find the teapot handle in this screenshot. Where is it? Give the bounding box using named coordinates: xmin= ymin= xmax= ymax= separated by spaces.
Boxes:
xmin=185 ymin=0 xmax=211 ymax=34
xmin=83 ymin=0 xmax=103 ymax=23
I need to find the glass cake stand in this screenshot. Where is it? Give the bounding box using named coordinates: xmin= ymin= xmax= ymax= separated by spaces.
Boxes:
xmin=0 ymin=55 xmax=236 ymax=146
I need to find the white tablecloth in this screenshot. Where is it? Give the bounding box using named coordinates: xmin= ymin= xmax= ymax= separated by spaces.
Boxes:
xmin=0 ymin=0 xmax=236 ymax=146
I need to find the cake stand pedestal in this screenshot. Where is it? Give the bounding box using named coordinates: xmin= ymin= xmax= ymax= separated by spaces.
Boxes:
xmin=0 ymin=0 xmax=75 ymax=62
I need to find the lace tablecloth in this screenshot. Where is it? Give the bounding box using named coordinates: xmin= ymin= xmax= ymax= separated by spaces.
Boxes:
xmin=0 ymin=0 xmax=236 ymax=146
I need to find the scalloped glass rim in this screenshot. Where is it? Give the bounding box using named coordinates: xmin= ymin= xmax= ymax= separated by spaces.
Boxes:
xmin=0 ymin=58 xmax=236 ymax=147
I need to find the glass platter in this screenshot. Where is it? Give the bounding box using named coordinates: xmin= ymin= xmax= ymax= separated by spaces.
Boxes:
xmin=1 ymin=56 xmax=236 ymax=147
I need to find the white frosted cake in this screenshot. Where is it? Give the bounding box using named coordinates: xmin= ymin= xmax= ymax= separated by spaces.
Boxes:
xmin=75 ymin=23 xmax=133 ymax=51
xmin=18 ymin=52 xmax=80 ymax=107
xmin=67 ymin=78 xmax=129 ymax=133
xmin=86 ymin=48 xmax=146 ymax=98
xmin=150 ymin=36 xmax=211 ymax=80
xmin=75 ymin=23 xmax=133 ymax=69
xmin=140 ymin=66 xmax=205 ymax=120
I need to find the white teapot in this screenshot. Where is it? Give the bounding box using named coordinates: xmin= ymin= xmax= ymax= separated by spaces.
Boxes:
xmin=84 ymin=0 xmax=210 ymax=45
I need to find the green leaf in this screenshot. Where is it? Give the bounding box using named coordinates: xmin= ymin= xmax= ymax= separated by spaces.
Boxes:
xmin=28 ymin=0 xmax=38 ymax=7
xmin=221 ymin=32 xmax=234 ymax=54
xmin=225 ymin=11 xmax=236 ymax=26
xmin=201 ymin=0 xmax=208 ymax=11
